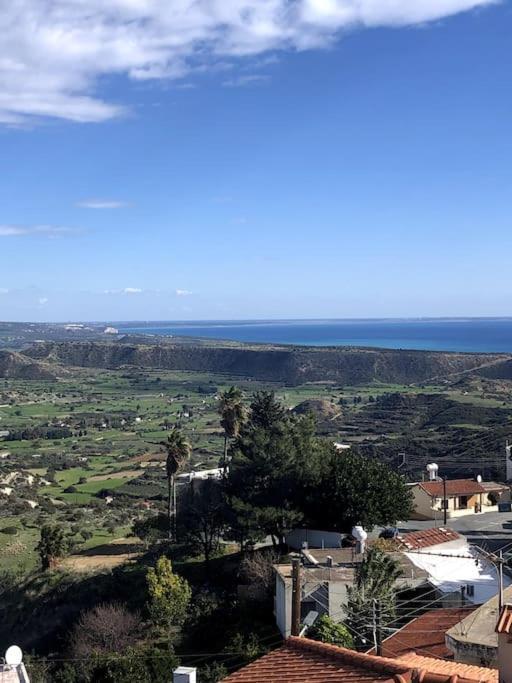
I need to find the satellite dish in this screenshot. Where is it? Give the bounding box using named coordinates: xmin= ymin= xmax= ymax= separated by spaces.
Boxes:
xmin=5 ymin=645 xmax=23 ymax=667
xmin=477 ymin=474 xmax=483 ymax=483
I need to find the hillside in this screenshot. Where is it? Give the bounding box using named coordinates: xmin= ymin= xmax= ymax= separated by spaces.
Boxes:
xmin=0 ymin=350 xmax=58 ymax=380
xmin=23 ymin=340 xmax=512 ymax=385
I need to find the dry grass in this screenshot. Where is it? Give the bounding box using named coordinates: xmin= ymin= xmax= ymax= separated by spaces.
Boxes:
xmin=62 ymin=538 xmax=143 ymax=572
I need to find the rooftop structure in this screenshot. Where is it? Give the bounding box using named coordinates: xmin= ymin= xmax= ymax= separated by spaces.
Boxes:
xmin=221 ymin=636 xmax=498 ymax=682
xmin=396 ymin=527 xmax=464 ymax=551
xmin=410 ymin=479 xmax=509 ymax=521
xmin=396 ymin=652 xmax=497 ymax=682
xmin=446 ymin=587 xmax=512 ymax=667
xmin=367 ymin=606 xmax=476 ymax=659
xmin=274 ymin=548 xmax=428 ymax=638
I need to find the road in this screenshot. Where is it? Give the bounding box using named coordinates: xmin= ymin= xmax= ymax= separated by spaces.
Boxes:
xmin=395 ymin=510 xmax=512 ymax=554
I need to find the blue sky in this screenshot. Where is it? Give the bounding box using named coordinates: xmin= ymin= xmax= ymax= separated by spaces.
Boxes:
xmin=0 ymin=0 xmax=510 ymax=322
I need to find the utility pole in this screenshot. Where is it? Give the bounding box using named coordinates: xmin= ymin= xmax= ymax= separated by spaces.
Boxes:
xmin=443 ymin=476 xmax=448 ymax=526
xmin=372 ymin=599 xmax=383 ymax=656
xmin=291 ymin=557 xmax=302 ymax=637
xmin=499 ymin=549 xmax=504 ymax=613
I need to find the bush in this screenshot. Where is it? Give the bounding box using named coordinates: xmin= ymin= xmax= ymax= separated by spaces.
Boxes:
xmin=64 ymin=486 xmax=78 ymax=493
xmin=0 ymin=526 xmax=18 ymax=535
xmin=308 ymin=614 xmax=354 ymax=648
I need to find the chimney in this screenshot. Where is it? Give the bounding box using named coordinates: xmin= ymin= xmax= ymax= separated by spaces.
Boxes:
xmin=173 ymin=667 xmax=197 ymax=683
xmin=496 ymin=604 xmax=512 ymax=683
xmin=326 ymin=555 xmax=333 ymax=568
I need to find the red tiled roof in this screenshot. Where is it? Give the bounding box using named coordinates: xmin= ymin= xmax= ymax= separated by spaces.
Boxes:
xmin=367 ymin=607 xmax=476 ymax=659
xmin=496 ymin=604 xmax=512 ymax=635
xmin=221 ymin=637 xmax=496 ymax=683
xmin=222 ymin=638 xmax=408 ymax=682
xmin=396 ymin=527 xmax=463 ymax=551
xmin=397 ymin=653 xmax=498 ymax=682
xmin=418 ymin=479 xmax=486 ymax=497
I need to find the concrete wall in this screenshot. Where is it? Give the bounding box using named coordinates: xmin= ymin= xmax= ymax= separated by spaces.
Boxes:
xmin=445 ymin=634 xmax=497 ymax=668
xmin=498 ymin=632 xmax=512 ymax=683
xmin=286 ymin=528 xmax=344 ymax=550
xmin=328 ymin=581 xmax=348 ymax=623
xmin=275 ymin=573 xmax=292 ymax=638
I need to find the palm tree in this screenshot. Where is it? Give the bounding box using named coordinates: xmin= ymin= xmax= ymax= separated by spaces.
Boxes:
xmin=159 ymin=428 xmax=191 ymax=541
xmin=218 ymin=387 xmax=245 ymax=476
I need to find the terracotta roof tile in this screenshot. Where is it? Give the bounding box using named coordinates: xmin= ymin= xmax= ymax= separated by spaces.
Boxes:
xmin=496 ymin=604 xmax=512 ymax=635
xmin=221 ymin=637 xmax=497 ymax=682
xmin=418 ymin=479 xmax=486 ymax=497
xmin=221 ymin=638 xmax=411 ymax=682
xmin=397 ymin=653 xmax=498 ymax=682
xmin=396 ymin=527 xmax=463 ymax=551
xmin=367 ymin=607 xmax=476 ymax=658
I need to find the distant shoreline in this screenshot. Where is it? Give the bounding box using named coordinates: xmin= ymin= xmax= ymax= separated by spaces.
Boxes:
xmin=117 ymin=318 xmax=512 ymax=354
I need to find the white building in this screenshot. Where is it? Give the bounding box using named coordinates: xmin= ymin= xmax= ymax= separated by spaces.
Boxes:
xmin=397 ymin=528 xmax=510 ymax=606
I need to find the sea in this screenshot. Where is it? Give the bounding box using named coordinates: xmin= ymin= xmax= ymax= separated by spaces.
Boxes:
xmin=121 ymin=318 xmax=512 ymax=354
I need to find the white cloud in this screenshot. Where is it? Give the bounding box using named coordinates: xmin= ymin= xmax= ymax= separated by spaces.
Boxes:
xmin=176 ymin=289 xmax=193 ymax=297
xmin=77 ymin=199 xmax=129 ymax=209
xmin=0 ymin=288 xmax=8 ymax=294
xmin=223 ymin=74 xmax=270 ymax=87
xmin=0 ymin=1 xmax=496 ymax=125
xmin=103 ymin=287 xmax=143 ymax=294
xmin=0 ymin=224 xmax=78 ymax=237
xmin=38 ymin=297 xmax=49 ymax=306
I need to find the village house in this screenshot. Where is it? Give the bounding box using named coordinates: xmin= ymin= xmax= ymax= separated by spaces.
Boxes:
xmin=445 ymin=585 xmax=512 ymax=667
xmin=409 ymin=478 xmax=509 ymax=520
xmin=275 ymin=527 xmax=509 ymax=639
xmin=219 ymin=635 xmax=500 ymax=682
xmin=396 ymin=527 xmax=510 ymax=606
xmin=273 ymin=546 xmax=429 ymax=638
xmin=367 ymin=605 xmax=477 ymax=659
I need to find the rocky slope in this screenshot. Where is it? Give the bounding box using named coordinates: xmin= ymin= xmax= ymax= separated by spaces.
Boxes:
xmin=0 ymin=350 xmax=58 ymax=380
xmin=22 ymin=340 xmax=512 ymax=386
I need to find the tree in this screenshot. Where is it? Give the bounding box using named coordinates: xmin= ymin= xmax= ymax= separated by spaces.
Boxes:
xmin=155 ymin=428 xmax=191 ymax=541
xmin=146 ymin=556 xmax=191 ymax=644
xmin=69 ymin=603 xmax=142 ymax=658
xmin=132 ymin=514 xmax=168 ymax=548
xmin=199 ymin=662 xmax=228 ymax=683
xmin=227 ymin=392 xmax=316 ymax=545
xmin=226 ymin=392 xmax=314 ymax=548
xmin=218 ymin=386 xmax=246 ymax=474
xmin=179 ymin=478 xmax=226 ymax=564
xmin=304 ymin=449 xmax=413 ymax=532
xmin=308 ymin=615 xmax=354 ymax=648
xmin=345 ymin=548 xmax=403 ymax=648
xmin=239 ymin=549 xmax=280 ymax=599
xmin=36 ymin=524 xmax=68 ymax=570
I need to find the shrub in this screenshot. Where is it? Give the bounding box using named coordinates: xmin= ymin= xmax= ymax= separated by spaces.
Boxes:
xmin=308 ymin=614 xmax=354 ymax=648
xmin=0 ymin=526 xmax=18 ymax=535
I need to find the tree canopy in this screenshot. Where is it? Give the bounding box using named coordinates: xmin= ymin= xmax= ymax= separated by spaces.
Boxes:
xmin=146 ymin=556 xmax=191 ymax=640
xmin=226 ymin=391 xmax=413 ymax=545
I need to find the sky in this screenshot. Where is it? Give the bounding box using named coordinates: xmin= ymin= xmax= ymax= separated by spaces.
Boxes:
xmin=0 ymin=0 xmax=511 ymax=322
